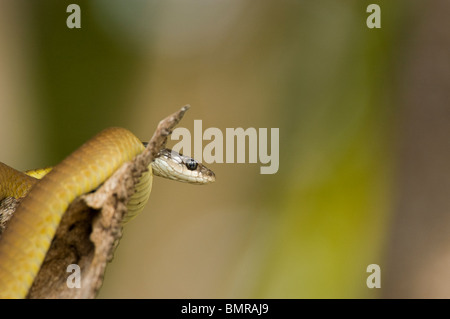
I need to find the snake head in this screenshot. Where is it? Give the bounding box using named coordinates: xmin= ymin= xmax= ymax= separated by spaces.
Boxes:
xmin=151 ymin=149 xmax=216 ymax=184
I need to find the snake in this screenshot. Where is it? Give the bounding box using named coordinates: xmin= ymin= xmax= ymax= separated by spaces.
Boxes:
xmin=0 ymin=127 xmax=215 ymax=298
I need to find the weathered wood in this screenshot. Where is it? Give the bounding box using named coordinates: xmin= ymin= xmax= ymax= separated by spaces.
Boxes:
xmin=0 ymin=105 xmax=190 ymax=299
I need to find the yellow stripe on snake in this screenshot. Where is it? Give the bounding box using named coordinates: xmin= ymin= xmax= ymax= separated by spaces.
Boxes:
xmin=0 ymin=127 xmax=215 ymax=298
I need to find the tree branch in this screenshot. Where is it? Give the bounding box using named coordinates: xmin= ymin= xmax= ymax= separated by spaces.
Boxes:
xmin=1 ymin=105 xmax=190 ymax=299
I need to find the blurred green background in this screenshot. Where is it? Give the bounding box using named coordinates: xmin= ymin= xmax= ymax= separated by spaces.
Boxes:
xmin=1 ymin=0 xmax=449 ymax=298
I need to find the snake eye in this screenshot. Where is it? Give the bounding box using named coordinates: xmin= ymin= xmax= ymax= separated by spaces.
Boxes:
xmin=185 ymin=159 xmax=198 ymax=171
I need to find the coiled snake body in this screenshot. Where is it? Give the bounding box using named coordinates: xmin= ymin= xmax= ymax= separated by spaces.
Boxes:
xmin=0 ymin=127 xmax=215 ymax=298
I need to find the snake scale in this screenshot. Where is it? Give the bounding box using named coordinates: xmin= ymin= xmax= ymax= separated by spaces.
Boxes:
xmin=0 ymin=127 xmax=215 ymax=298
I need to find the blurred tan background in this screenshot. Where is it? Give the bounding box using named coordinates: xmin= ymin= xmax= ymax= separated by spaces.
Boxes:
xmin=1 ymin=0 xmax=448 ymax=298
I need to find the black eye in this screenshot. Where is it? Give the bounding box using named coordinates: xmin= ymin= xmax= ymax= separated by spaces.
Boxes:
xmin=185 ymin=159 xmax=198 ymax=170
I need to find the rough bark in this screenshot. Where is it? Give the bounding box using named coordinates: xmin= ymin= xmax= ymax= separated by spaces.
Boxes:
xmin=0 ymin=105 xmax=190 ymax=299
